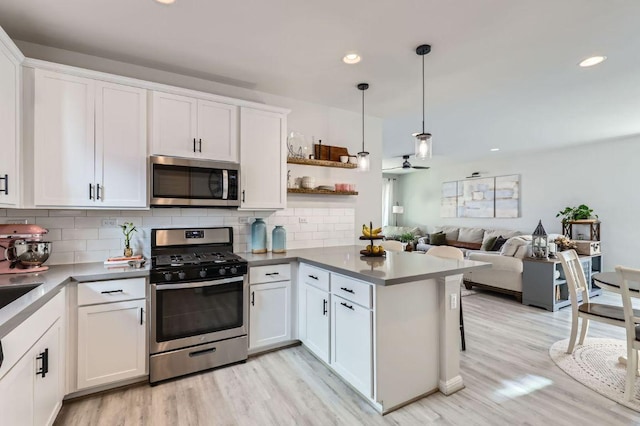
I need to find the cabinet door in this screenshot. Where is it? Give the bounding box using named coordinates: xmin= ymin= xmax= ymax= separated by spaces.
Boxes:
xmin=197 ymin=99 xmax=238 ymax=162
xmin=302 ymin=284 xmax=330 ymax=363
xmin=239 ymin=107 xmax=287 ymax=210
xmin=77 ymin=299 xmax=146 ymax=390
xmin=249 ymin=281 xmax=291 ymax=349
xmin=34 ymin=70 xmax=95 ymax=207
xmin=95 ymin=81 xmax=147 ymax=207
xmin=33 ymin=320 xmax=63 ymax=426
xmin=331 ymin=296 xmax=372 ymax=398
xmin=150 ymin=91 xmax=197 ymax=158
xmin=0 ymin=40 xmax=19 ymax=207
xmin=0 ymin=348 xmax=34 ymax=425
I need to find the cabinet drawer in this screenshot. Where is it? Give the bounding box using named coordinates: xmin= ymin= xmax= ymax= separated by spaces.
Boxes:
xmin=331 ymin=274 xmax=372 ymax=309
xmin=77 ymin=278 xmax=146 ymax=305
xmin=249 ymin=263 xmax=291 ymax=284
xmin=299 ymin=263 xmax=330 ymax=292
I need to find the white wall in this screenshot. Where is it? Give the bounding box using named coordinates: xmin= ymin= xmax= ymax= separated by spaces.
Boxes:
xmin=398 ymin=134 xmax=640 ymax=267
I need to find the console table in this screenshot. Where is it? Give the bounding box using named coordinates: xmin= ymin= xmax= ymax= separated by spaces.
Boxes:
xmin=522 ymin=254 xmax=603 ymax=311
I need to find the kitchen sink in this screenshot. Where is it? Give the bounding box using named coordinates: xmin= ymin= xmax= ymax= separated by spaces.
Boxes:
xmin=0 ymin=284 xmax=42 ymax=310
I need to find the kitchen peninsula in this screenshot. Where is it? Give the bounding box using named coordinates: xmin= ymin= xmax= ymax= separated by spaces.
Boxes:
xmin=243 ymin=246 xmax=489 ymax=414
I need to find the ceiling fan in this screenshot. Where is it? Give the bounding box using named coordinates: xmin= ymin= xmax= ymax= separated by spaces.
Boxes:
xmin=383 ymin=155 xmax=430 ymax=171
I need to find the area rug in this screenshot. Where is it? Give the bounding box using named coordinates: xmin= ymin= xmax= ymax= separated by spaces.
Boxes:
xmin=550 ymin=338 xmax=640 ymax=411
xmin=460 ymin=283 xmax=478 ymax=297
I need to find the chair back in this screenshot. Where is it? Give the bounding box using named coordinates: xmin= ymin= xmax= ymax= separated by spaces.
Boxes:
xmin=557 ymin=250 xmax=589 ymax=309
xmin=381 ymin=240 xmax=404 ymax=252
xmin=426 ymin=246 xmax=464 ymax=261
xmin=615 ymin=266 xmax=640 ymax=344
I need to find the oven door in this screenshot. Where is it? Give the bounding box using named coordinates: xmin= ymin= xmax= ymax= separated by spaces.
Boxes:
xmin=150 ymin=276 xmax=247 ymax=354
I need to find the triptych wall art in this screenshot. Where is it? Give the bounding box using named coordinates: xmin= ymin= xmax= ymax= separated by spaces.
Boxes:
xmin=441 ymin=174 xmax=520 ymax=218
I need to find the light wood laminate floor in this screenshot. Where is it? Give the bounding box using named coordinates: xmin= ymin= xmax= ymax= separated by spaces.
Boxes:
xmin=54 ymin=290 xmax=640 ymax=425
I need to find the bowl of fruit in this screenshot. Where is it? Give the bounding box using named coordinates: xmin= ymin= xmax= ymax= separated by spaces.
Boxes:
xmin=360 ymin=244 xmax=385 ymax=257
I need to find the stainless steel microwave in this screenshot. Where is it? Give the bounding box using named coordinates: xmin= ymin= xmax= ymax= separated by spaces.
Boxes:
xmin=150 ymin=156 xmax=240 ymax=207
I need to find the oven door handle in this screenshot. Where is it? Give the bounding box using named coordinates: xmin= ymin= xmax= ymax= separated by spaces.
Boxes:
xmin=154 ymin=276 xmax=244 ymax=291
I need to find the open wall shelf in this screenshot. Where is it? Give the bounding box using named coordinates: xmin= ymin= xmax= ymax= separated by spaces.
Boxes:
xmin=287 ymin=157 xmax=357 ymax=169
xmin=287 ymin=188 xmax=358 ymax=196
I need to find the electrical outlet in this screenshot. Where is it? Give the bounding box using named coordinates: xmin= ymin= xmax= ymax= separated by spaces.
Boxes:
xmin=101 ymin=219 xmax=117 ymax=227
xmin=238 ymin=217 xmax=249 ymax=224
xmin=7 ymin=219 xmax=28 ymax=224
xmin=299 ymin=217 xmax=308 ymax=223
xmin=450 ymin=293 xmax=457 ymax=310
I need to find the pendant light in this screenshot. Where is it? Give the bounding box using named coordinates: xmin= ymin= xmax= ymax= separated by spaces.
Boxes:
xmin=414 ymin=44 xmax=432 ymax=160
xmin=357 ymin=83 xmax=370 ymax=172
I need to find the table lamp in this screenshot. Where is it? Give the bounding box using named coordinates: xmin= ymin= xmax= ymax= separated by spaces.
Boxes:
xmin=392 ymin=204 xmax=404 ymax=226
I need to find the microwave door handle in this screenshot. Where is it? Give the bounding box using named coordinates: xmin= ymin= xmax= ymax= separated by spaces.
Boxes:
xmin=155 ymin=276 xmax=244 ymax=291
xmin=222 ymin=170 xmax=228 ymax=200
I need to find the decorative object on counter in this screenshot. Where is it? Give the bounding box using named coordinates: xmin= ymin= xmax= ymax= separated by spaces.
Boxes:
xmin=356 ymin=83 xmax=370 ymax=171
xmin=554 ymin=235 xmax=577 ymax=252
xmin=104 ymin=254 xmax=144 ymax=267
xmin=392 ymin=203 xmax=404 ymax=226
xmin=0 ymin=224 xmax=51 ymax=273
xmin=272 ymin=226 xmax=287 ymax=253
xmin=120 ymin=222 xmax=137 ymax=257
xmin=414 ymin=44 xmax=433 ymax=160
xmin=532 ymin=220 xmax=548 ymax=258
xmin=251 ymin=218 xmax=267 ymax=254
xmin=360 ymin=222 xmax=385 ymax=256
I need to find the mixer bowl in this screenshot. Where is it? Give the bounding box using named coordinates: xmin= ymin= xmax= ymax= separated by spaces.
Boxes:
xmin=6 ymin=240 xmax=52 ymax=268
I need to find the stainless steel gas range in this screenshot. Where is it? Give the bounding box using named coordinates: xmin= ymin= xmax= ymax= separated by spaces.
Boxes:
xmin=149 ymin=227 xmax=248 ymax=384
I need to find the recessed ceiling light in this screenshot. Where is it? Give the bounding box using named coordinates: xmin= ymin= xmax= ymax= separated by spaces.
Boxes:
xmin=343 ymin=53 xmax=361 ymax=64
xmin=579 ymin=56 xmax=606 ymax=67
xmin=490 ymin=148 xmax=500 ymax=152
xmin=154 ymin=0 xmax=175 ymax=4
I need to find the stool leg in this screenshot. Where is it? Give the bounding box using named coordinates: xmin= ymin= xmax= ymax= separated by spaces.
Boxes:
xmin=460 ymin=299 xmax=466 ymax=351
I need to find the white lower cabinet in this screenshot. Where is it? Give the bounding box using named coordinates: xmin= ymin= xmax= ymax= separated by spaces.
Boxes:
xmin=76 ymin=278 xmax=147 ymax=391
xmin=330 ymin=295 xmax=373 ymax=398
xmin=0 ymin=290 xmax=65 ymax=426
xmin=299 ymin=283 xmax=330 ymax=363
xmin=249 ymin=281 xmax=291 ymax=349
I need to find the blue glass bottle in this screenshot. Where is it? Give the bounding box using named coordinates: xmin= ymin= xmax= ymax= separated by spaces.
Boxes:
xmin=251 ymin=218 xmax=267 ymax=253
xmin=272 ymin=225 xmax=286 ymax=253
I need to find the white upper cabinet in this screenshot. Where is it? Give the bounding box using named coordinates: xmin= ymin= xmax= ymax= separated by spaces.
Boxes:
xmin=239 ymin=107 xmax=287 ymax=210
xmin=0 ymin=27 xmax=23 ymax=207
xmin=150 ymin=91 xmax=238 ymax=162
xmin=34 ymin=69 xmax=147 ymax=208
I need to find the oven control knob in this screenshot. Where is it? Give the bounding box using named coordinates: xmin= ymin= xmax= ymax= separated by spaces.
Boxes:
xmin=163 ymin=272 xmax=173 ymax=281
xmin=230 ymin=267 xmax=238 ymax=274
xmin=218 ymin=268 xmax=226 ymax=275
xmin=199 ymin=269 xmax=207 ymax=278
xmin=178 ymin=271 xmax=186 ymax=280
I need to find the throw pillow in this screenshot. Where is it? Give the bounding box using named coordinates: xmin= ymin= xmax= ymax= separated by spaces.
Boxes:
xmin=429 ymin=232 xmax=447 ymax=246
xmin=491 ymin=236 xmax=507 ymax=251
xmin=500 ymin=236 xmax=529 ymax=256
xmin=482 ymin=236 xmax=497 ymax=251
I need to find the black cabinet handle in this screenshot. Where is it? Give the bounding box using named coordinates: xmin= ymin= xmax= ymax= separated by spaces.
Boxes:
xmin=323 ymin=299 xmax=327 ymax=315
xmin=198 ymin=138 xmax=202 ymax=152
xmin=89 ymin=183 xmax=93 ymax=200
xmin=0 ymin=174 xmax=8 ymax=195
xmin=189 ymin=347 xmax=216 ymax=357
xmin=193 ymin=138 xmax=197 ymax=152
xmin=251 ymin=291 xmax=255 ymax=306
xmin=265 ymin=272 xmax=280 ymax=276
xmin=340 ymin=302 xmax=354 ymax=311
xmin=36 ymin=348 xmax=49 ymax=378
xmin=101 ymin=289 xmax=124 ymax=294
xmin=96 ymin=184 xmax=102 ymax=200
xmin=0 ymin=340 xmax=4 ymax=369
xmin=140 ymin=307 xmax=144 ymax=325
xmin=308 ymin=275 xmax=318 ymax=280
xmin=340 ymin=287 xmax=355 ymax=294
xmin=242 ymin=190 xmax=245 ymax=203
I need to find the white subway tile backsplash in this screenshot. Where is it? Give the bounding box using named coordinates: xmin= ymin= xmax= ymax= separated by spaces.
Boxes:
xmin=49 ymin=210 xmax=87 ymax=217
xmin=197 ymin=216 xmax=224 ymax=226
xmin=307 ymin=216 xmax=324 ymax=224
xmin=172 ymin=216 xmax=199 ymax=226
xmin=312 ymin=208 xmax=329 ymax=216
xmin=87 ymin=239 xmax=122 ymax=251
xmin=0 ymin=209 xmax=6 ymax=216
xmin=120 ymin=210 xmax=153 ymax=217
xmin=322 ymin=216 xmax=340 ymax=224
xmin=335 ymin=223 xmax=354 ymax=231
xmin=36 ymin=217 xmax=75 ymax=229
xmin=7 ymin=209 xmax=49 ymax=217
xmin=0 ymin=217 xmax=35 ymax=224
xmin=313 ymin=231 xmax=330 ymax=240
xmin=47 ymin=252 xmax=74 ymax=265
xmin=180 ymin=208 xmax=208 ymax=217
xmin=152 ymin=209 xmax=175 ymax=217
xmin=299 ymin=224 xmax=318 ymax=232
xmin=62 ymin=228 xmax=99 ymax=240
xmin=74 ymin=217 xmax=103 ymax=229
xmin=99 ymin=228 xmax=123 ymax=239
xmin=142 ymin=217 xmax=171 ymax=227
xmin=330 ymin=208 xmax=344 ymax=216
xmin=86 ymin=209 xmax=121 ymax=217
xmin=75 ymin=250 xmax=110 ymax=263
xmin=46 ymin=229 xmax=62 ymax=241
xmin=295 ymin=232 xmax=314 ymax=240
xmin=317 ymin=223 xmax=334 ymax=232
xmin=294 ymin=208 xmax=313 ymax=216
xmin=54 ymin=240 xmax=87 ymax=252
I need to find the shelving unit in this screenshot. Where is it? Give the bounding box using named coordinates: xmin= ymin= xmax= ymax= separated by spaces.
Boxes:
xmin=287 ymin=188 xmax=358 ymax=196
xmin=562 ymin=219 xmax=601 ymax=241
xmin=287 ymin=157 xmax=357 ymax=169
xmin=522 ymin=253 xmax=603 ymax=311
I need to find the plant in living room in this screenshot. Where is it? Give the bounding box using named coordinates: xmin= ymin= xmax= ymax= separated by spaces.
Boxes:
xmin=556 ymin=204 xmax=598 ymax=222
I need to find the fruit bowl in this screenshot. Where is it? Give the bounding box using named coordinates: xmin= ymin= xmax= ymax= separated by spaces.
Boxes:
xmin=360 ymin=249 xmax=385 ymax=257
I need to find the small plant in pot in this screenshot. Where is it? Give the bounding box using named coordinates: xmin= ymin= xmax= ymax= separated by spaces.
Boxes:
xmin=399 ymin=232 xmax=416 ymax=251
xmin=556 ymin=204 xmax=598 ymax=223
xmin=120 ymin=222 xmax=137 ymax=257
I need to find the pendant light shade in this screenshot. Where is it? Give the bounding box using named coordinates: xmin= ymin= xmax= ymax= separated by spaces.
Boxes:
xmin=414 ymin=44 xmax=432 ymax=160
xmin=357 ymin=83 xmax=370 ymax=172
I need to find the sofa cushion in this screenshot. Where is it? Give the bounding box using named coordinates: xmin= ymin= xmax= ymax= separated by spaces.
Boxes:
xmin=457 ymin=227 xmax=485 ymax=243
xmin=481 ymin=229 xmax=522 ymax=250
xmin=491 ymin=236 xmax=508 ymax=251
xmin=433 ymin=226 xmax=459 ymax=241
xmin=482 ymin=236 xmax=498 ymax=251
xmin=449 ymin=240 xmax=482 ymax=250
xmin=501 ymin=236 xmax=531 ymax=257
xmin=429 ymin=232 xmax=447 ymax=246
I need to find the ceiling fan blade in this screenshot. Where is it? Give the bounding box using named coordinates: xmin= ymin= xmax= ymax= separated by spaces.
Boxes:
xmin=382 ymin=166 xmax=403 ymax=171
xmin=412 ymin=166 xmax=430 ymax=170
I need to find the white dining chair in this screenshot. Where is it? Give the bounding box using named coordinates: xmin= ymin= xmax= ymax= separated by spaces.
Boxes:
xmin=380 ymin=240 xmax=404 ymax=252
xmin=426 ymin=246 xmax=466 ymax=350
xmin=615 ymin=265 xmax=640 ymax=401
xmin=557 ymin=250 xmax=626 ymax=354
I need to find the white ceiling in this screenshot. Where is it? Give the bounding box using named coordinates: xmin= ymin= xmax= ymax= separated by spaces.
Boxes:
xmin=1 ymin=0 xmax=639 ymax=168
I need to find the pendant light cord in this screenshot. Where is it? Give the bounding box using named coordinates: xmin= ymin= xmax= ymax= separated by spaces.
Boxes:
xmin=362 ymin=88 xmax=365 ymax=152
xmin=422 ymin=53 xmax=425 ymax=134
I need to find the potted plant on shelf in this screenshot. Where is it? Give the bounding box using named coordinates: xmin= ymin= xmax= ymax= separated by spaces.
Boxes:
xmin=399 ymin=232 xmax=416 ymax=251
xmin=120 ymin=222 xmax=137 ymax=257
xmin=556 ymin=204 xmax=598 ymax=223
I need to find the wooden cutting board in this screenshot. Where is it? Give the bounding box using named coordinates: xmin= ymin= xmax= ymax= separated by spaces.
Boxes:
xmin=314 ymin=144 xmax=350 ymax=162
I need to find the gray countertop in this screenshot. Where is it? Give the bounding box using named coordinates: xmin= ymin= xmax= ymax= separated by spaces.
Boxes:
xmin=0 ymin=263 xmax=150 ymax=339
xmin=240 ymin=245 xmax=489 ymax=286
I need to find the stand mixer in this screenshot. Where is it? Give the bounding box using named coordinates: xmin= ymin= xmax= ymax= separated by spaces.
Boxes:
xmin=0 ymin=224 xmax=51 ymax=274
